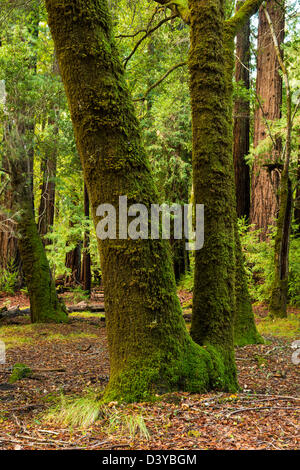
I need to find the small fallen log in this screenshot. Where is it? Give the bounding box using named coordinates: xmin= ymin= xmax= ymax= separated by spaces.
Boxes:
xmin=0 ymin=304 xmax=105 ymax=320
xmin=67 ymin=303 xmax=105 ymax=313
xmin=0 ymin=306 xmax=30 ymax=319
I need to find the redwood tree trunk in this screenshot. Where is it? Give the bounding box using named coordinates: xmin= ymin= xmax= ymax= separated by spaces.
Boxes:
xmin=250 ymin=0 xmax=284 ymax=237
xmin=0 ymin=159 xmax=21 ymax=275
xmin=233 ymin=0 xmax=250 ymax=220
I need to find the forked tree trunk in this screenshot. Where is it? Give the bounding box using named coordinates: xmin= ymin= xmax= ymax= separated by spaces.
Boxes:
xmin=45 ymin=0 xmax=238 ymax=402
xmin=250 ymin=0 xmax=285 ymax=237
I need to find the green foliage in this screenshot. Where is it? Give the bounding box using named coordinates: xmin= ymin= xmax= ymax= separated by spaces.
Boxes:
xmin=9 ymin=363 xmax=32 ymax=383
xmin=0 ymin=259 xmax=18 ymax=294
xmin=177 ymin=257 xmax=194 ymax=292
xmin=238 ymin=218 xmax=300 ymax=307
xmin=64 ymin=286 xmax=90 ymax=304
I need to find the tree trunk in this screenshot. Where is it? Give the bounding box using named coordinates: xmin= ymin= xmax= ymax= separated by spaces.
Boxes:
xmin=233 ymin=0 xmax=250 ymax=220
xmin=38 ymin=57 xmax=60 ymax=245
xmin=188 ymin=0 xmax=238 ymax=389
xmin=294 ymin=151 xmax=300 ymax=235
xmin=250 ymin=0 xmax=284 ymax=238
xmin=189 ymin=0 xmax=263 ymax=351
xmin=0 ymin=158 xmax=22 ymax=277
xmin=9 ymin=160 xmax=68 ymax=323
xmin=81 ymin=182 xmax=91 ymax=294
xmin=38 ymin=124 xmax=57 ymax=245
xmin=265 ymin=3 xmax=292 ymax=318
xmin=65 ymin=239 xmax=81 ymax=286
xmin=45 ymin=0 xmax=237 ymax=402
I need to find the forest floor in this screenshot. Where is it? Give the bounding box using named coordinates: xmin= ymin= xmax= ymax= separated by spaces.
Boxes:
xmin=0 ymin=290 xmax=299 ymax=450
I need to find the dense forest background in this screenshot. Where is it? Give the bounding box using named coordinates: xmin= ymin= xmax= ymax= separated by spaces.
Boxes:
xmin=0 ymin=0 xmax=298 ymax=311
xmin=0 ymin=1 xmax=297 ymax=300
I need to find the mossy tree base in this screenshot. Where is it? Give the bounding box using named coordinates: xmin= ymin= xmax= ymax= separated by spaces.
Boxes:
xmin=102 ymin=337 xmax=237 ymax=403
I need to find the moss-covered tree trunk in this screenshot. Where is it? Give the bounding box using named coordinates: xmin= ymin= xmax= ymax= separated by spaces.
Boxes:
xmin=45 ymin=0 xmax=238 ymax=401
xmin=17 ymin=203 xmax=68 ymax=324
xmin=189 ymin=0 xmax=263 ymax=352
xmin=188 ymin=0 xmax=237 ymax=386
xmin=9 ymin=162 xmax=68 ymax=324
xmin=81 ymin=182 xmax=91 ymax=294
xmin=224 ymin=14 xmax=263 ymax=346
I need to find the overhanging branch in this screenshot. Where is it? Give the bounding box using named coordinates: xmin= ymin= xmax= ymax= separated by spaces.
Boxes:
xmin=226 ymin=0 xmax=264 ymax=37
xmin=123 ymin=14 xmax=177 ymax=68
xmin=133 ymin=61 xmax=187 ymax=101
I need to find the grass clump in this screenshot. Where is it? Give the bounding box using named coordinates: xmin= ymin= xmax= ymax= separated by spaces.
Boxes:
xmin=44 ymin=392 xmax=102 ymax=428
xmin=43 ymin=391 xmax=150 ymax=439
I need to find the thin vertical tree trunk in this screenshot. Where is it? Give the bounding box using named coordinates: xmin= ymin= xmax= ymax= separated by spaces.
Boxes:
xmin=38 ymin=57 xmax=60 ymax=245
xmin=233 ymin=0 xmax=250 ymax=220
xmin=81 ymin=182 xmax=91 ymax=294
xmin=250 ymin=0 xmax=284 ymax=238
xmin=38 ymin=124 xmax=57 ymax=245
xmin=264 ymin=4 xmax=292 ymax=318
xmin=294 ymin=151 xmax=300 ymax=235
